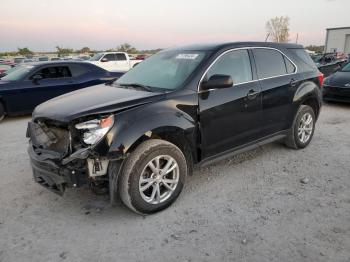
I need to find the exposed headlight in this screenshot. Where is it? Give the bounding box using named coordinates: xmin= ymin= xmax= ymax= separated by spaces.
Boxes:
xmin=75 ymin=115 xmax=114 ymax=145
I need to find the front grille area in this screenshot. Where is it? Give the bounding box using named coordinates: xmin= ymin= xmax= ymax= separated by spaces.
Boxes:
xmin=28 ymin=121 xmax=70 ymax=159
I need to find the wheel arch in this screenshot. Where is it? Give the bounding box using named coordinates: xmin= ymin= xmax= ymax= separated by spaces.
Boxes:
xmin=292 ymin=80 xmax=322 ymax=120
xmin=128 ymin=126 xmax=197 ymax=173
xmin=107 ymin=108 xmax=198 ymax=173
xmin=301 ymin=96 xmax=320 ymax=119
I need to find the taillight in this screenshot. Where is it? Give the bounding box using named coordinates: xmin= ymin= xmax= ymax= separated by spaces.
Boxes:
xmin=318 ymin=73 xmax=324 ymax=87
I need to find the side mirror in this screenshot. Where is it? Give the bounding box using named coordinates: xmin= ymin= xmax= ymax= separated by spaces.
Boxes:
xmin=101 ymin=57 xmax=108 ymax=62
xmin=201 ymin=74 xmax=233 ymax=90
xmin=32 ymin=74 xmax=42 ymax=84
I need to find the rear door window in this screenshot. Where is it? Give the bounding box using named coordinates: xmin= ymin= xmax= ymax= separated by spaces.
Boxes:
xmin=116 ymin=53 xmax=127 ymax=61
xmin=253 ymin=49 xmax=288 ymax=79
xmin=103 ymin=54 xmax=116 ymax=61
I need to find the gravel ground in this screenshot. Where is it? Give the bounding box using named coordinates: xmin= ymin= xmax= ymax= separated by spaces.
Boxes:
xmin=0 ymin=103 xmax=349 ymax=262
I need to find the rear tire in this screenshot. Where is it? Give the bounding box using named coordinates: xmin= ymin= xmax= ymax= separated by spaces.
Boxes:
xmin=285 ymin=105 xmax=315 ymax=149
xmin=118 ymin=139 xmax=187 ymax=215
xmin=0 ymin=102 xmax=5 ymax=122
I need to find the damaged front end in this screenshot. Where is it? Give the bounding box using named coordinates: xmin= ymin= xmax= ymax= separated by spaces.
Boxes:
xmin=27 ymin=115 xmax=116 ymax=195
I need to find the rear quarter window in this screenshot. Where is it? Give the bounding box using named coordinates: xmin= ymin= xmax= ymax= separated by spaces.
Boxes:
xmin=69 ymin=64 xmax=89 ymax=77
xmin=288 ymin=48 xmax=318 ymax=72
xmin=284 ymin=57 xmax=296 ymax=74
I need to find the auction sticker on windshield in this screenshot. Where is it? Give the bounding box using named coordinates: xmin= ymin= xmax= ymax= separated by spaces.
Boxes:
xmin=176 ymin=54 xmax=199 ymax=60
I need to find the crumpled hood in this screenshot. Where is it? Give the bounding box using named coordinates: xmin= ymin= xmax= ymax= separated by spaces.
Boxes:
xmin=33 ymin=84 xmax=166 ymax=123
xmin=326 ymin=71 xmax=350 ymax=87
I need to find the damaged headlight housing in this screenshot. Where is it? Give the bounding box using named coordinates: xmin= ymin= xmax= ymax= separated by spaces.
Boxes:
xmin=75 ymin=115 xmax=114 ymax=145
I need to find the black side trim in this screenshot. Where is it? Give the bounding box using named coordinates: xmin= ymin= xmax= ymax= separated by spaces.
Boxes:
xmin=198 ymin=130 xmax=288 ymax=167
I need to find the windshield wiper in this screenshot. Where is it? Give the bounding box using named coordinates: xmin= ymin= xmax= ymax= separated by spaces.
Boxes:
xmin=118 ymin=83 xmax=153 ymax=92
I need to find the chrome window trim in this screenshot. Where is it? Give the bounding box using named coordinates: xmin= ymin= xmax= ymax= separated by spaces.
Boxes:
xmin=197 ymin=46 xmax=298 ymax=92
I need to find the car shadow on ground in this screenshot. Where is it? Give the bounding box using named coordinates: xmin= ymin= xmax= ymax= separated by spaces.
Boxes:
xmin=323 ymin=100 xmax=350 ymax=109
xmin=1 ymin=115 xmax=31 ymax=124
xmin=45 ymin=142 xmax=286 ymax=220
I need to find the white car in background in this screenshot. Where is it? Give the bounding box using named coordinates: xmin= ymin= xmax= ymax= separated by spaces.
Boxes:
xmin=88 ymin=52 xmax=142 ymax=72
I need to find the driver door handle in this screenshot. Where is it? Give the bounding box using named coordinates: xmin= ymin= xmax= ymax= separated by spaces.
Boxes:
xmin=247 ymin=89 xmax=260 ymax=100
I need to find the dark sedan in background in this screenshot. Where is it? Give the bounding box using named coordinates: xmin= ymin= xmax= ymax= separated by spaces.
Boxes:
xmin=323 ymin=62 xmax=350 ymax=103
xmin=312 ymin=53 xmax=348 ymax=77
xmin=0 ymin=61 xmax=123 ymax=121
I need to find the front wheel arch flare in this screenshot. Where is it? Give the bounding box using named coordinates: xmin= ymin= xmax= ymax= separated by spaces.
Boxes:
xmin=107 ymin=108 xmax=197 ymax=159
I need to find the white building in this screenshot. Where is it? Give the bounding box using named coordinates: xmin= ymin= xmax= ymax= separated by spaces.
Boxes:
xmin=325 ymin=27 xmax=350 ymax=54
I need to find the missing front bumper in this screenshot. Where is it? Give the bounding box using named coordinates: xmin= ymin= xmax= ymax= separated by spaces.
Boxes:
xmin=28 ymin=145 xmax=88 ymax=195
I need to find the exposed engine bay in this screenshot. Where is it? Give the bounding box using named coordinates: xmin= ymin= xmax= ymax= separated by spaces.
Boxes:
xmin=27 ymin=120 xmax=111 ymax=195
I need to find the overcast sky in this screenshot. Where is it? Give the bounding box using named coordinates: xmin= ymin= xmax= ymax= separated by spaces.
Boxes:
xmin=0 ymin=0 xmax=349 ymax=51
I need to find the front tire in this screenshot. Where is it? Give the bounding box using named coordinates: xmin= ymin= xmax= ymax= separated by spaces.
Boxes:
xmin=285 ymin=105 xmax=316 ymax=149
xmin=118 ymin=139 xmax=187 ymax=215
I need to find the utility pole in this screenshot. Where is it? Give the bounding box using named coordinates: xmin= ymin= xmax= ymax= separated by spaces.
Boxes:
xmin=265 ymin=33 xmax=270 ymax=42
xmin=296 ymin=33 xmax=299 ymax=44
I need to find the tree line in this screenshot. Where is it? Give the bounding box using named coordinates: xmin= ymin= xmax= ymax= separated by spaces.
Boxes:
xmin=0 ymin=43 xmax=163 ymax=57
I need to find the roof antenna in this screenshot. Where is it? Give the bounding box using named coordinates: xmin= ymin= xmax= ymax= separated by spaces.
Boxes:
xmin=265 ymin=33 xmax=270 ymax=42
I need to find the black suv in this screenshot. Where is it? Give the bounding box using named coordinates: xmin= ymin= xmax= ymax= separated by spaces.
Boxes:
xmin=27 ymin=42 xmax=323 ymax=214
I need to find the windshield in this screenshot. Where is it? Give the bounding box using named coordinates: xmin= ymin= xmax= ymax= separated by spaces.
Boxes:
xmin=340 ymin=62 xmax=350 ymax=72
xmin=90 ymin=53 xmax=104 ymax=61
xmin=116 ymin=50 xmax=207 ymax=90
xmin=1 ymin=65 xmax=34 ymax=81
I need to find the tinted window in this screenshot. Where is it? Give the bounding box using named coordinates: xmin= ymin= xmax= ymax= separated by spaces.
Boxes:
xmin=103 ymin=54 xmax=116 ymax=61
xmin=70 ymin=64 xmax=88 ymax=77
xmin=116 ymin=54 xmax=127 ymax=61
xmin=205 ymin=49 xmax=252 ymax=85
xmin=32 ymin=66 xmax=72 ymax=79
xmin=284 ymin=57 xmax=296 ymax=74
xmin=289 ymin=48 xmax=318 ymax=72
xmin=253 ymin=49 xmax=288 ymax=79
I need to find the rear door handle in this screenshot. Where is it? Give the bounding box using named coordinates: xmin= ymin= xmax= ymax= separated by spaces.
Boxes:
xmin=247 ymin=89 xmax=260 ymax=100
